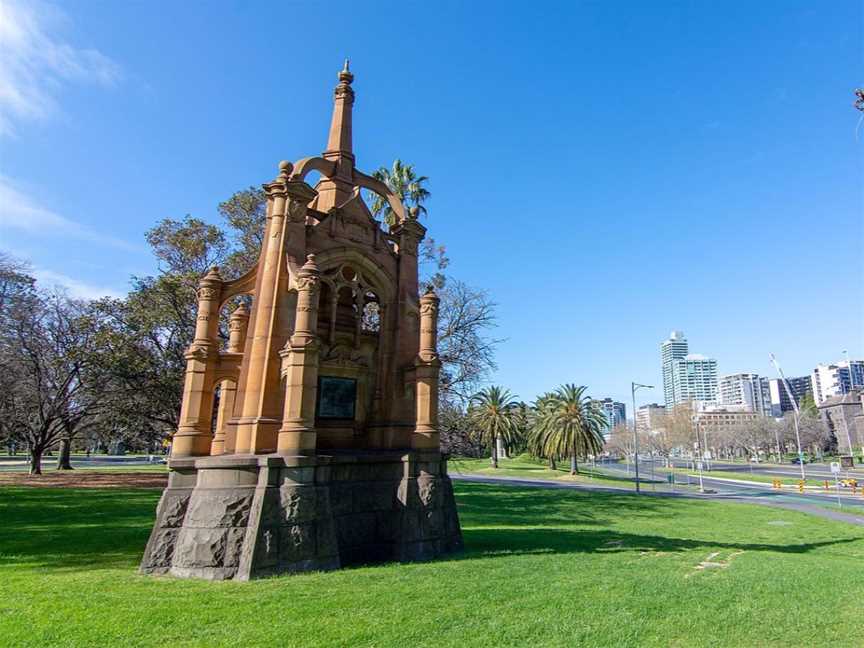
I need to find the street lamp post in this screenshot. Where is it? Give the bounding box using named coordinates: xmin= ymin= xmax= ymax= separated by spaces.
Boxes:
xmin=631 ymin=382 xmax=654 ymax=494
xmin=769 ymin=353 xmax=806 ymax=481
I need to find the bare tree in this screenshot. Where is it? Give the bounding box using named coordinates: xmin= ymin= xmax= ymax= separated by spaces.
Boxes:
xmin=1 ymin=291 xmax=105 ymax=474
xmin=436 ymin=280 xmax=500 ymax=404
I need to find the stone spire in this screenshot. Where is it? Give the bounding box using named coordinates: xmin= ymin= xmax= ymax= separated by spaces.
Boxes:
xmin=315 ymin=60 xmax=356 ymax=212
xmin=325 ymin=59 xmax=354 ymax=160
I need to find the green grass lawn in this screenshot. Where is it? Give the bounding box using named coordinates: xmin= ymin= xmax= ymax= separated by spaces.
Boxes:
xmin=450 ymin=454 xmax=651 ymax=489
xmin=1 ymin=483 xmax=862 ymax=647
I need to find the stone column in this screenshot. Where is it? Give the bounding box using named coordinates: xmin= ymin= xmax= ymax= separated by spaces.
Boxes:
xmin=389 ymin=209 xmax=427 ymax=433
xmin=412 ymin=287 xmax=441 ymax=450
xmin=172 ymin=267 xmax=223 ymax=457
xmin=234 ymin=163 xmax=318 ymax=455
xmin=278 ymin=255 xmax=322 ymax=454
xmin=211 ymin=304 xmax=249 ymax=456
xmin=233 ymin=164 xmax=299 ymax=454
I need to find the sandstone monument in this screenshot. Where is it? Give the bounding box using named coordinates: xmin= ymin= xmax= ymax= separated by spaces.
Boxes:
xmin=140 ymin=62 xmax=463 ymax=580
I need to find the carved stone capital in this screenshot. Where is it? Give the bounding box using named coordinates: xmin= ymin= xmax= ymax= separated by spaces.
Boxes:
xmin=197 ymin=267 xmax=223 ymax=301
xmin=185 ymin=343 xmax=215 ymax=361
xmin=296 ymin=275 xmax=320 ymax=294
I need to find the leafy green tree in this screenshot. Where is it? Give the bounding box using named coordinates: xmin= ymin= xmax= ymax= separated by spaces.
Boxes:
xmin=369 ymin=159 xmax=430 ymax=226
xmin=798 ymin=391 xmax=817 ymax=417
xmin=218 ymin=186 xmax=267 ymax=276
xmin=531 ymin=384 xmax=606 ymax=475
xmin=468 ymin=386 xmax=521 ymax=468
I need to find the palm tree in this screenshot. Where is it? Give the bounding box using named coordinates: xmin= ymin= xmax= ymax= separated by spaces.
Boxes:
xmin=369 ymin=159 xmax=431 ymax=226
xmin=527 ymin=392 xmax=562 ymax=470
xmin=531 ymin=384 xmax=606 ymax=475
xmin=468 ymin=386 xmax=521 ymax=468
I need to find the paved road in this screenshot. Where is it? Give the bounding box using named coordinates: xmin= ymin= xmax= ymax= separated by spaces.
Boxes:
xmin=665 ymin=458 xmax=864 ymax=481
xmin=599 ymin=459 xmax=864 ymax=517
xmin=452 ymin=473 xmax=864 ymax=527
xmin=0 ymin=455 xmax=165 ymax=472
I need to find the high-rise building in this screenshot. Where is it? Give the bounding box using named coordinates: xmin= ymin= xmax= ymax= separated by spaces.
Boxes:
xmin=636 ymin=403 xmax=666 ymax=432
xmin=812 ymin=360 xmax=864 ymax=405
xmin=661 ymin=331 xmax=689 ymax=407
xmin=768 ymin=375 xmax=812 ymax=416
xmin=661 ymin=331 xmax=718 ymax=407
xmin=595 ymin=398 xmax=626 ymax=440
xmin=719 ymin=373 xmax=772 ymax=416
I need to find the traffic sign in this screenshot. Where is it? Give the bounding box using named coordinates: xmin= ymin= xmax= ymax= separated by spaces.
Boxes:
xmin=830 ymin=462 xmax=841 ymax=475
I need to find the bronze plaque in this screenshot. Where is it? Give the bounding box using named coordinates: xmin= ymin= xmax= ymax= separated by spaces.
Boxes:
xmin=316 ymin=376 xmax=357 ymax=419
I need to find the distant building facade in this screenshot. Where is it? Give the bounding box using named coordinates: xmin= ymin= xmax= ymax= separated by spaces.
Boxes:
xmin=817 ymin=391 xmax=863 ymax=456
xmin=812 ymin=360 xmax=864 ymax=405
xmin=636 ymin=403 xmax=667 ymax=432
xmin=692 ymin=403 xmax=759 ymax=445
xmin=768 ymin=375 xmax=812 ymax=416
xmin=596 ymin=398 xmax=626 ymax=439
xmin=719 ymin=373 xmax=772 ymax=416
xmin=661 ymin=331 xmax=718 ymax=408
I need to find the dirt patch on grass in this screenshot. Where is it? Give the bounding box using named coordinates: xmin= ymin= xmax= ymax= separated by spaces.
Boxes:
xmin=0 ymin=471 xmax=168 ymax=489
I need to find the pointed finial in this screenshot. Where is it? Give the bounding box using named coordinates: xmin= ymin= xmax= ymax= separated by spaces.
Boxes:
xmin=339 ymin=58 xmax=353 ymax=85
xmin=278 ymin=160 xmax=293 ymax=180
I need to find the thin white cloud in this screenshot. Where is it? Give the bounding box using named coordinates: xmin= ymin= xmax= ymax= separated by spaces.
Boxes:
xmin=0 ymin=0 xmax=121 ymax=136
xmin=0 ymin=175 xmax=138 ymax=250
xmin=32 ymin=268 xmax=123 ymax=300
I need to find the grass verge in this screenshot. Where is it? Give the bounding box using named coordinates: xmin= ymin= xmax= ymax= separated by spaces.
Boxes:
xmin=2 ymin=482 xmax=863 ymax=647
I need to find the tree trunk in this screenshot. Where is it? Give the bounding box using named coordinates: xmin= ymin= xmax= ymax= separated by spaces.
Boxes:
xmin=491 ymin=434 xmax=498 ymax=468
xmin=56 ymin=437 xmax=73 ymax=470
xmin=570 ymin=453 xmax=578 ymax=475
xmin=549 ymin=456 xmax=557 ymax=470
xmin=29 ymin=448 xmax=43 ymax=475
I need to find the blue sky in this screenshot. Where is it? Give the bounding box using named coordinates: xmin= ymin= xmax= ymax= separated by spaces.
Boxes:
xmin=1 ymin=0 xmax=862 ymax=410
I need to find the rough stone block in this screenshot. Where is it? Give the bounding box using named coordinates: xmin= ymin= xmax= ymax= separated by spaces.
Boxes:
xmin=375 ymin=511 xmax=400 ymax=543
xmin=157 ymin=493 xmax=190 ymax=528
xmin=330 ymin=483 xmax=354 ymax=515
xmin=253 ymin=526 xmax=279 ymax=568
xmin=185 ymin=491 xmax=253 ymax=528
xmin=143 ymin=528 xmax=179 ymax=569
xmin=223 ymin=527 xmax=246 ymax=567
xmin=316 ymin=516 xmax=338 ymax=558
xmin=336 ymin=513 xmax=376 ymax=547
xmin=353 ymin=482 xmax=396 ymax=512
xmin=174 ymin=527 xmax=229 ymax=568
xmin=258 ymin=487 xmax=283 ymax=527
xmin=280 ymin=524 xmax=315 ymax=563
xmin=280 ymin=485 xmax=318 ymax=523
xmin=281 ymin=466 xmax=315 ymax=485
xmin=417 ymin=476 xmax=440 ymax=507
xmin=332 ymin=464 xmax=359 ymax=482
xmin=396 ymin=479 xmax=418 ymax=507
xmin=283 ymin=556 xmax=339 ymax=574
xmin=421 ymin=509 xmax=445 ymax=538
xmin=417 ymin=461 xmax=440 ymax=478
xmin=399 ymin=540 xmax=442 ymax=562
xmin=400 ymin=508 xmax=422 ymax=542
